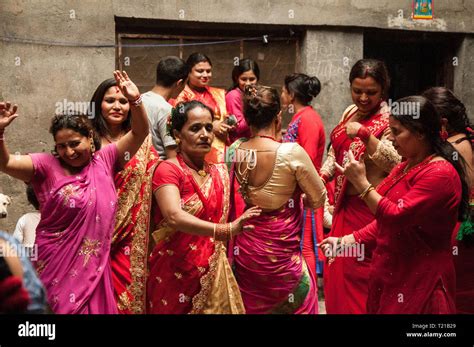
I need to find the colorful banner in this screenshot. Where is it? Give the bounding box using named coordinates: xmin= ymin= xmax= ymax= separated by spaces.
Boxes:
xmin=413 ymin=0 xmax=434 ymax=20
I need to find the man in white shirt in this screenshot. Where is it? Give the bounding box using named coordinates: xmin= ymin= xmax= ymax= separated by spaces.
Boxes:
xmin=142 ymin=56 xmax=189 ymax=159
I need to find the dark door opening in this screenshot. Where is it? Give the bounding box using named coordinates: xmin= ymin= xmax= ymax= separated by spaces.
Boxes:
xmin=364 ymin=30 xmax=463 ymax=101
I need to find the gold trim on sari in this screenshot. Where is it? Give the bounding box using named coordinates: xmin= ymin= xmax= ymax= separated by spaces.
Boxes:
xmin=112 ymin=136 xmax=159 ymax=314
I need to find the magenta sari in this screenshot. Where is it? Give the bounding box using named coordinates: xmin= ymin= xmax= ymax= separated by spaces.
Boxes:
xmin=233 ymin=193 xmax=317 ymax=314
xmin=29 ymin=144 xmax=119 ymax=314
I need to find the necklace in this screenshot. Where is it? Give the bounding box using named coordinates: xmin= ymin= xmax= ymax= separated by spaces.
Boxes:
xmin=177 ymin=154 xmax=209 ymax=177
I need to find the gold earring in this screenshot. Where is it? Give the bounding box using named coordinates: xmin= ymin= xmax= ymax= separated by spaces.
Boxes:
xmin=90 ymin=141 xmax=96 ymax=154
xmin=175 ymin=138 xmax=181 ymax=145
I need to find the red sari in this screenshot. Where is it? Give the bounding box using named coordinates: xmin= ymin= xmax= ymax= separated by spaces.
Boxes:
xmin=170 ymin=85 xmax=227 ymax=164
xmin=283 ymin=106 xmax=326 ymax=277
xmin=147 ymin=158 xmax=244 ymax=314
xmin=110 ymin=136 xmax=160 ymax=314
xmin=354 ymin=160 xmax=461 ymax=314
xmin=324 ymin=104 xmax=390 ymax=314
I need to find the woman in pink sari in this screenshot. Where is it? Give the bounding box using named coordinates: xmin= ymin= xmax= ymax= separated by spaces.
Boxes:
xmin=0 ymin=71 xmax=149 ymax=314
xmin=228 ymin=85 xmax=326 ymax=314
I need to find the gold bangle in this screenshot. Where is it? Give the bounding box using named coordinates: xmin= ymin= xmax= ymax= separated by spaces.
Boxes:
xmin=359 ymin=184 xmax=374 ymax=199
xmin=213 ymin=223 xmax=217 ymax=241
xmin=361 ymin=186 xmax=375 ymax=200
xmin=215 ymin=223 xmax=228 ymax=241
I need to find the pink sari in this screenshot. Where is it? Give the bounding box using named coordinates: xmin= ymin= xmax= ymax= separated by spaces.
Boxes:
xmin=233 ymin=193 xmax=317 ymax=314
xmin=29 ymin=144 xmax=119 ymax=314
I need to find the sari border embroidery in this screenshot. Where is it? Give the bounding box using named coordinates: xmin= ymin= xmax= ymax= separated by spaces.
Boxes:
xmin=189 ymin=164 xmax=230 ymax=314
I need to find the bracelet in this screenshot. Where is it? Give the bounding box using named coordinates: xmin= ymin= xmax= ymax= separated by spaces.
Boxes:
xmin=320 ymin=173 xmax=328 ymax=185
xmin=213 ymin=223 xmax=217 ymax=241
xmin=215 ymin=223 xmax=230 ymax=241
xmin=129 ymin=94 xmax=142 ymax=107
xmin=359 ymin=184 xmax=375 ymax=200
xmin=356 ymin=125 xmax=371 ymax=142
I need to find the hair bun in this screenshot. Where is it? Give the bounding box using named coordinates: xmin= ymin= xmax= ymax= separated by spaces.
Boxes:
xmin=307 ymin=76 xmax=321 ymax=97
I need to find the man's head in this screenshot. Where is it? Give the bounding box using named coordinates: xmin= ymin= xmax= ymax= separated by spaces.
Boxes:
xmin=155 ymin=56 xmax=190 ymax=99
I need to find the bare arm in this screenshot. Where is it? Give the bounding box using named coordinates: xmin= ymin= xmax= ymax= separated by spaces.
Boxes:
xmin=113 ymin=71 xmax=149 ymax=168
xmin=154 ymin=184 xmax=261 ymax=237
xmin=0 ymin=103 xmax=34 ymax=182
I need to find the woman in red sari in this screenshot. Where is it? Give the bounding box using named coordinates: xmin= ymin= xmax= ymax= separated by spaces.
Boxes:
xmin=422 ymin=87 xmax=474 ymax=314
xmin=320 ymin=95 xmax=470 ymax=314
xmin=90 ymin=78 xmax=160 ymax=314
xmin=147 ymin=100 xmax=261 ymax=314
xmin=170 ymin=53 xmax=233 ymax=164
xmin=281 ymin=73 xmax=326 ymax=280
xmin=320 ymin=59 xmax=401 ymax=314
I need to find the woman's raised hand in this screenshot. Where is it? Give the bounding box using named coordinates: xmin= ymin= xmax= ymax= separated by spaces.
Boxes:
xmin=335 ymin=150 xmax=369 ymax=190
xmin=231 ymin=206 xmax=262 ymax=236
xmin=113 ymin=70 xmax=140 ymax=102
xmin=345 ymin=121 xmax=362 ymax=139
xmin=0 ymin=102 xmax=19 ymax=130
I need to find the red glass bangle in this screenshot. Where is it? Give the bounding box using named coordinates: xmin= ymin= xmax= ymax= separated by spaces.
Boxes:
xmin=356 ymin=125 xmax=371 ymax=142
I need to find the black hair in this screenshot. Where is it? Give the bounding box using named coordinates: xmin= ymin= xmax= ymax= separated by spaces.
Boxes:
xmin=391 ymin=95 xmax=469 ymax=222
xmin=169 ymin=100 xmax=214 ymax=138
xmin=229 ymin=58 xmax=260 ymax=91
xmin=243 ymin=85 xmax=281 ymax=130
xmin=284 ymin=73 xmax=321 ymax=106
xmin=49 ymin=113 xmax=101 ymax=151
xmin=89 ymin=78 xmax=131 ymax=138
xmin=349 ymin=59 xmax=391 ymax=99
xmin=156 ymin=56 xmax=190 ymax=87
xmin=186 ymin=52 xmax=212 ymax=69
xmin=26 ymin=184 xmax=39 ymax=210
xmin=421 ymin=87 xmax=473 ymax=138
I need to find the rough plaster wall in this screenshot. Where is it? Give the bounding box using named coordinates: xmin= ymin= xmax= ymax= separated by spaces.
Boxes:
xmin=113 ymin=0 xmax=474 ymax=33
xmin=0 ymin=1 xmax=116 ymax=231
xmin=301 ymin=29 xmax=364 ymax=144
xmin=454 ymin=36 xmax=474 ymax=124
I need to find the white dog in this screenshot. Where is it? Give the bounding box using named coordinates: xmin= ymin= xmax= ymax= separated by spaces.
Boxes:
xmin=0 ymin=193 xmax=11 ymax=218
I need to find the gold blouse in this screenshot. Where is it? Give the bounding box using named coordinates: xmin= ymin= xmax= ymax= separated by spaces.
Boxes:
xmin=236 ymin=142 xmax=326 ymax=211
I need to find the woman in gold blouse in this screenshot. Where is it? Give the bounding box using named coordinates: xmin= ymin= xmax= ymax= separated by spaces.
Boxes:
xmin=226 ymin=85 xmax=326 ymax=314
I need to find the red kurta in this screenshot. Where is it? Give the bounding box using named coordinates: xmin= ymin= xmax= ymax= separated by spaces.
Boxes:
xmin=354 ymin=160 xmax=461 ymax=314
xmin=283 ymin=106 xmax=326 ymax=276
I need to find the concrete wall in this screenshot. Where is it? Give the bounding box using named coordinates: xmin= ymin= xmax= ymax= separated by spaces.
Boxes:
xmin=454 ymin=35 xmax=474 ymax=121
xmin=0 ymin=0 xmax=473 ymax=231
xmin=301 ymin=29 xmax=364 ymax=138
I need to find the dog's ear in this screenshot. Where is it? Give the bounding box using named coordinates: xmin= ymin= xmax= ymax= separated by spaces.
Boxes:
xmin=6 ymin=196 xmax=11 ymax=205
